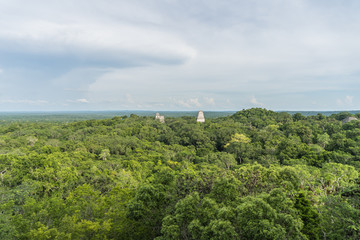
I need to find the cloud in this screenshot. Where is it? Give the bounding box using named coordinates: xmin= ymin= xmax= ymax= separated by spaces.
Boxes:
xmin=250 ymin=96 xmax=264 ymax=106
xmin=171 ymin=97 xmax=202 ymax=109
xmin=169 ymin=97 xmax=215 ymax=109
xmin=77 ymin=98 xmax=89 ymax=103
xmin=345 ymin=96 xmax=354 ymax=105
xmin=126 ymin=94 xmax=135 ymax=104
xmin=1 ymin=1 xmax=360 ymax=111
xmin=337 ymin=95 xmax=354 ymax=107
xmin=0 ymin=1 xmax=197 ymax=67
xmin=0 ymin=99 xmax=48 ymax=104
xmin=189 ymin=98 xmax=201 ymax=107
xmin=67 ymin=98 xmax=89 ymax=103
xmin=203 ymin=97 xmax=215 ymax=105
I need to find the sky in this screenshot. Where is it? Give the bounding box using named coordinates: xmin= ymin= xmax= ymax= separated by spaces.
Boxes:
xmin=0 ymin=0 xmax=360 ymax=111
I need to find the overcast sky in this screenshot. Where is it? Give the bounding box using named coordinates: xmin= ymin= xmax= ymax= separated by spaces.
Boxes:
xmin=0 ymin=0 xmax=359 ymax=111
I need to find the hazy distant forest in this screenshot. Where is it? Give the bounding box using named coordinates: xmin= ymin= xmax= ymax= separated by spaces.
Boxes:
xmin=1 ymin=108 xmax=360 ymax=239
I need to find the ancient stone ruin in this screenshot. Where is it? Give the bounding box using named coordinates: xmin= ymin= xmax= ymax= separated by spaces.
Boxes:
xmin=197 ymin=110 xmax=205 ymax=123
xmin=342 ymin=116 xmax=358 ymax=124
xmin=155 ymin=112 xmax=165 ymax=123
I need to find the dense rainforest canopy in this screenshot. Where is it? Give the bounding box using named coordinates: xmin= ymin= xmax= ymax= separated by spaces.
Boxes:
xmin=0 ymin=108 xmax=360 ymax=239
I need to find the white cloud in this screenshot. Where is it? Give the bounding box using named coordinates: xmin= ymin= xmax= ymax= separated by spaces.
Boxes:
xmin=169 ymin=97 xmax=215 ymax=109
xmin=1 ymin=1 xmax=360 ymax=111
xmin=203 ymin=97 xmax=215 ymax=105
xmin=0 ymin=99 xmax=48 ymax=104
xmin=67 ymin=98 xmax=89 ymax=103
xmin=77 ymin=98 xmax=89 ymax=103
xmin=126 ymin=94 xmax=135 ymax=104
xmin=171 ymin=97 xmax=202 ymax=109
xmin=345 ymin=95 xmax=354 ymax=105
xmin=337 ymin=95 xmax=354 ymax=107
xmin=189 ymin=98 xmax=201 ymax=107
xmin=250 ymin=96 xmax=264 ymax=106
xmin=0 ymin=1 xmax=197 ymax=65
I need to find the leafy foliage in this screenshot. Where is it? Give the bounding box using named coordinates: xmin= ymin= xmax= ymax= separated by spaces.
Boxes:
xmin=0 ymin=108 xmax=359 ymax=239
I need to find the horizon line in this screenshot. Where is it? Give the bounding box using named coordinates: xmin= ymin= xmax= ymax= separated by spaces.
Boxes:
xmin=0 ymin=109 xmax=359 ymax=113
